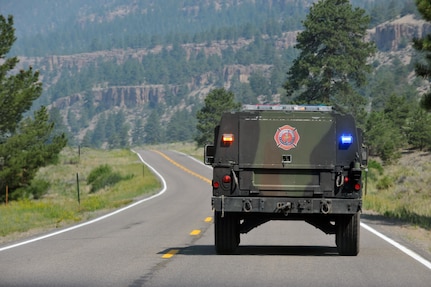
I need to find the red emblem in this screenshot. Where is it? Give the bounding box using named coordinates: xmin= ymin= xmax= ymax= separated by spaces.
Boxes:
xmin=274 ymin=125 xmax=300 ymax=150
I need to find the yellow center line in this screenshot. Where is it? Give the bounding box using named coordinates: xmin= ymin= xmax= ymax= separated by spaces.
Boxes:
xmin=153 ymin=150 xmax=213 ymax=256
xmin=162 ymin=249 xmax=179 ymax=259
xmin=152 ymin=150 xmax=214 ymax=224
xmin=190 ymin=229 xmax=201 ymax=236
xmin=152 ymin=150 xmax=212 ymax=185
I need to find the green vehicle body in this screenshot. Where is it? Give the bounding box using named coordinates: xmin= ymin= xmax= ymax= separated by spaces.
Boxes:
xmin=204 ymin=105 xmax=367 ymax=256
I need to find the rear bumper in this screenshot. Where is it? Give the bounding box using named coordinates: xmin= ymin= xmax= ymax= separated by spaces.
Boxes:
xmin=212 ymin=196 xmax=361 ymax=215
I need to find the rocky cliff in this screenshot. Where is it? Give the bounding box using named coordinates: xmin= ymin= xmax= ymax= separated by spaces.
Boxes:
xmin=368 ymin=15 xmax=431 ymax=51
xmin=18 ymin=14 xmax=430 ymax=118
xmin=52 ymin=85 xmax=166 ymax=110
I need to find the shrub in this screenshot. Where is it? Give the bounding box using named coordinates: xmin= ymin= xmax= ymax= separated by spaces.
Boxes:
xmin=87 ymin=164 xmax=112 ymax=184
xmin=376 ymin=175 xmax=393 ymax=190
xmin=87 ymin=164 xmax=132 ymax=193
xmin=28 ymin=179 xmax=51 ymax=199
xmin=9 ymin=179 xmax=50 ymax=200
xmin=366 ymin=159 xmax=384 ymax=181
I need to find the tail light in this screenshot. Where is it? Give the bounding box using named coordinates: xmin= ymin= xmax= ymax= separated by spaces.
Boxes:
xmin=213 ymin=173 xmax=233 ymax=195
xmin=213 ymin=175 xmax=232 ymax=189
xmin=340 ymin=174 xmax=362 ymax=192
xmin=222 ymin=175 xmax=231 ymax=183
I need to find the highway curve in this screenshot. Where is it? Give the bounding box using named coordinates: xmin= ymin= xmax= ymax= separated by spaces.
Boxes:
xmin=1 ymin=149 xmax=430 ymax=287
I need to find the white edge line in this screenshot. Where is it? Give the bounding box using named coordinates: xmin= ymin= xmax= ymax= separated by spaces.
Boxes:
xmin=5 ymin=149 xmax=430 ymax=271
xmin=0 ymin=150 xmax=167 ymax=252
xmin=178 ymin=149 xmax=431 ymax=270
xmin=361 ymin=222 xmax=431 ymax=270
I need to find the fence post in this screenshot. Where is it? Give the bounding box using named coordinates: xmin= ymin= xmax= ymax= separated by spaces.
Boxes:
xmin=76 ymin=173 xmax=80 ymax=205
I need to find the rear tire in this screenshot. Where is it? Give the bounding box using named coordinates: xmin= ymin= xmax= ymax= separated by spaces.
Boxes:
xmin=214 ymin=211 xmax=240 ymax=255
xmin=336 ymin=212 xmax=360 ymax=256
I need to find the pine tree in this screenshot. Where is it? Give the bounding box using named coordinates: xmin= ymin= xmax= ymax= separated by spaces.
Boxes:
xmin=413 ymin=0 xmax=431 ymax=110
xmin=365 ymin=111 xmax=402 ymax=164
xmin=132 ymin=118 xmax=145 ymax=146
xmin=0 ymin=15 xmax=67 ymax=200
xmin=195 ymin=88 xmax=241 ymax=147
xmin=144 ymin=110 xmax=163 ymax=145
xmin=406 ymin=108 xmax=431 ymax=151
xmin=92 ymin=114 xmax=107 ymax=148
xmin=109 ymin=110 xmax=129 ymax=148
xmin=284 ymin=0 xmax=375 ymax=115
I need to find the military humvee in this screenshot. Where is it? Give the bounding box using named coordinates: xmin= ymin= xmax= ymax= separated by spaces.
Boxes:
xmin=204 ymin=105 xmax=367 ymax=256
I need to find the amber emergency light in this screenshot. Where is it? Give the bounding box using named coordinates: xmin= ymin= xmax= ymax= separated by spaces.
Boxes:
xmin=222 ymin=133 xmax=234 ymax=145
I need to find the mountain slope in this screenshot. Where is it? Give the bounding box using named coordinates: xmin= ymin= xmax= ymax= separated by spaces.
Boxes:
xmin=0 ymin=0 xmax=424 ymax=147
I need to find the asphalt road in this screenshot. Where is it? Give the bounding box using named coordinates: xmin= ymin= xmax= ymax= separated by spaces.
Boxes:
xmin=1 ymin=149 xmax=430 ymax=287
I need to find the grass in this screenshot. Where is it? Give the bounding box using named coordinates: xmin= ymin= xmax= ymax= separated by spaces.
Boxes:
xmin=1 ymin=142 xmax=429 ymax=242
xmin=363 ymin=151 xmax=431 ymax=230
xmin=149 ymin=143 xmax=431 ymax=230
xmin=0 ymin=147 xmax=160 ymax=240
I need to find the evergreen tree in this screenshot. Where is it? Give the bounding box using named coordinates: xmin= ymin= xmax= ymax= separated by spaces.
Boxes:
xmin=195 ymin=88 xmax=241 ymax=147
xmin=0 ymin=16 xmax=67 ymax=200
xmin=270 ymin=60 xmax=287 ymax=95
xmin=110 ymin=110 xmax=130 ymax=148
xmin=383 ymin=94 xmax=412 ymax=129
xmin=144 ymin=110 xmax=163 ymax=145
xmin=229 ymin=76 xmax=257 ymax=104
xmin=365 ymin=111 xmax=402 ymax=164
xmin=249 ymin=72 xmax=271 ymax=102
xmin=132 ymin=117 xmax=145 ymax=146
xmin=284 ymin=0 xmax=375 ymax=116
xmin=81 ymin=130 xmax=93 ymax=148
xmin=49 ymin=107 xmax=73 ymax=145
xmin=166 ymin=109 xmax=196 ymax=142
xmin=413 ymin=0 xmax=431 ymax=110
xmin=92 ymin=114 xmax=107 ymax=148
xmin=406 ymin=107 xmax=431 ymax=151
xmin=67 ymin=109 xmax=79 ymax=134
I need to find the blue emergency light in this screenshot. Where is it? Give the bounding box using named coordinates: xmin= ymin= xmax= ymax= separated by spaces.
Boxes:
xmin=340 ymin=134 xmax=353 ymax=145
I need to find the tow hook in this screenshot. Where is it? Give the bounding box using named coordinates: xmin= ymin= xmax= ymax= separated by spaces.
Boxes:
xmin=276 ymin=202 xmax=292 ymax=215
xmin=243 ymin=199 xmax=252 ymax=212
xmin=320 ymin=200 xmax=331 ymax=214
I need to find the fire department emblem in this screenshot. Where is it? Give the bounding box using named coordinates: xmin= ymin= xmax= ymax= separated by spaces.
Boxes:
xmin=274 ymin=125 xmax=300 ymax=151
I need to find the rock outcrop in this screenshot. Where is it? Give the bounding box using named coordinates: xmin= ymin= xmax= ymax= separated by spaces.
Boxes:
xmin=20 ymin=14 xmax=431 ymax=114
xmin=368 ymin=15 xmax=431 ymax=51
xmin=52 ymin=85 xmax=168 ymax=110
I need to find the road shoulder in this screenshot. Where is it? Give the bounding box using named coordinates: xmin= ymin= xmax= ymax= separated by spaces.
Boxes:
xmin=361 ymin=210 xmax=431 ymax=262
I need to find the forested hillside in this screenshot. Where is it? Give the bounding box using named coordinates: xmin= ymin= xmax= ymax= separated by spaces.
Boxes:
xmin=2 ymin=0 xmax=418 ymax=56
xmin=0 ymin=0 xmax=428 ymax=152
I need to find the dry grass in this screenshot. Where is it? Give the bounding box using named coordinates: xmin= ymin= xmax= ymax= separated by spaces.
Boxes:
xmin=0 ymin=147 xmax=160 ymax=242
xmin=2 ymin=143 xmax=429 ymax=244
xmin=364 ymin=151 xmax=431 ymax=229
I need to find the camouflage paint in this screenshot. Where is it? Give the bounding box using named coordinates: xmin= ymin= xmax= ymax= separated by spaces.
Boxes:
xmin=209 ymin=106 xmax=363 ymax=213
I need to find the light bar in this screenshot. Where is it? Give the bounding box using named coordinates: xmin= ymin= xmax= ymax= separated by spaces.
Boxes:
xmin=242 ymin=104 xmax=332 ymax=112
